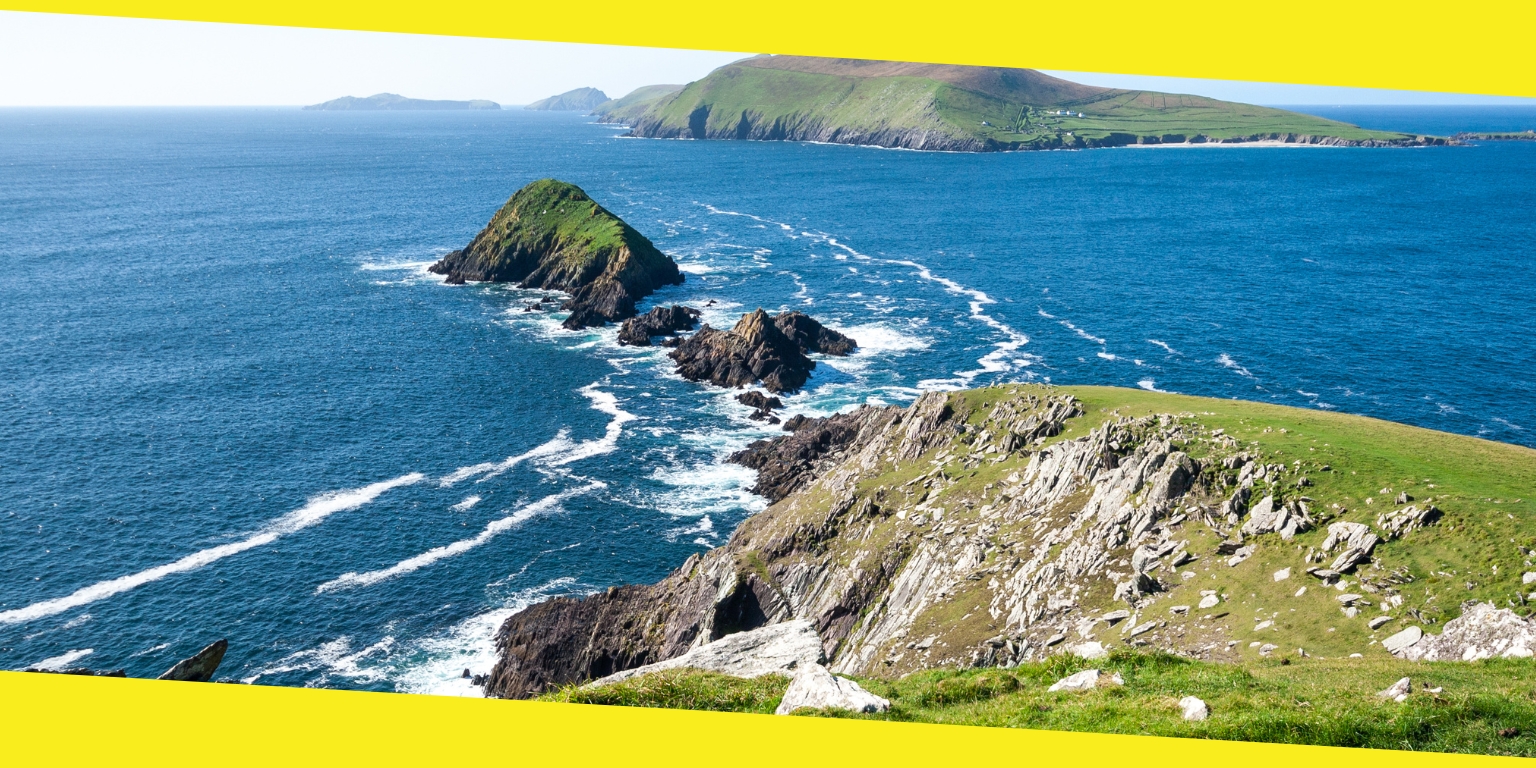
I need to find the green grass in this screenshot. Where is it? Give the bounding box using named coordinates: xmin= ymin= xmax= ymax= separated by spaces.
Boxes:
xmin=546 ymin=654 xmax=1536 ymax=756
xmin=540 ymin=669 xmax=790 ymax=715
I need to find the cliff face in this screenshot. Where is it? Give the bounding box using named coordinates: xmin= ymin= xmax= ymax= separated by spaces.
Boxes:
xmin=485 ymin=384 xmax=1497 ymax=699
xmin=429 ymin=179 xmax=683 ymax=330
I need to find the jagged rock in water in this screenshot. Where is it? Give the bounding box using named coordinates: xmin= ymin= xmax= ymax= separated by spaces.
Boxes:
xmin=157 ymin=639 xmax=228 ymax=682
xmin=737 ymin=391 xmax=784 ymax=422
xmin=771 ymin=311 xmax=856 ymax=356
xmin=774 ymin=663 xmax=889 ymax=715
xmin=585 ymin=620 xmax=824 ymax=687
xmin=1395 ymin=603 xmax=1536 ymax=661
xmin=617 ymin=305 xmax=700 ymax=346
xmin=429 ymin=179 xmax=683 ymax=330
xmin=668 ymin=309 xmax=856 ymax=394
xmin=729 ymin=406 xmax=896 ymax=502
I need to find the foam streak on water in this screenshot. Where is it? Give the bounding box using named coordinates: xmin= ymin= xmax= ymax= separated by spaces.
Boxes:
xmin=0 ymin=474 xmax=424 ymax=625
xmin=315 ymin=483 xmax=602 ymax=593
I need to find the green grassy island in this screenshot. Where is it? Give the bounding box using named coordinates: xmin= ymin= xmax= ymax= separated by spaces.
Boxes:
xmin=595 ymin=57 xmax=1448 ymax=151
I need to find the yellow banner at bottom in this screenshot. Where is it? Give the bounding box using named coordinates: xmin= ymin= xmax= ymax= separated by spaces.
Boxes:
xmin=0 ymin=671 xmax=1518 ymax=767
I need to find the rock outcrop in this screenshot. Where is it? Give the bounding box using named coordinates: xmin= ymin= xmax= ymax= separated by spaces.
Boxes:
xmin=430 ymin=180 xmax=683 ymax=330
xmin=157 ymin=639 xmax=228 ymax=682
xmin=617 ymin=305 xmax=700 ymax=346
xmin=774 ymin=663 xmax=890 ymax=715
xmin=668 ymin=309 xmax=855 ymax=394
xmin=1390 ymin=603 xmax=1536 ymax=661
xmin=736 ymin=391 xmax=784 ymax=423
xmin=729 ymin=406 xmax=894 ymax=502
xmin=484 ymin=384 xmax=1479 ymax=699
xmin=585 ymin=620 xmax=823 ymax=687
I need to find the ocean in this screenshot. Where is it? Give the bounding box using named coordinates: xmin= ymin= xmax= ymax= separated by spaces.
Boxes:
xmin=1 ymin=105 xmax=1532 ymax=692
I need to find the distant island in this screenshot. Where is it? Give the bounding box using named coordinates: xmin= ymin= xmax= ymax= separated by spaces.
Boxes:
xmin=524 ymin=87 xmax=609 ymax=112
xmin=303 ymin=93 xmax=500 ymax=111
xmin=594 ymin=56 xmax=1447 ymax=152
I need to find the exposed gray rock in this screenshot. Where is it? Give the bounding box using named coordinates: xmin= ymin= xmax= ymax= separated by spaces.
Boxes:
xmin=1398 ymin=602 xmax=1536 ymax=661
xmin=1375 ymin=505 xmax=1442 ymax=540
xmin=1382 ymin=626 xmax=1424 ymax=655
xmin=157 ymin=639 xmax=228 ymax=683
xmin=1368 ymin=616 xmax=1394 ymax=630
xmin=1048 ymin=669 xmax=1120 ymax=691
xmin=586 ymin=620 xmax=824 ymax=687
xmin=1378 ymin=676 xmax=1411 ymax=702
xmin=1321 ymin=521 xmax=1380 ymax=572
xmin=1069 ymin=642 xmax=1107 ymax=659
xmin=1179 ymin=695 xmax=1209 ymax=721
xmin=774 ymin=663 xmax=889 ymax=715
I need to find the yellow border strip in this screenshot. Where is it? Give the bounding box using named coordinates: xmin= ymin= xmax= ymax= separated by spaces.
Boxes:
xmin=1 ymin=671 xmax=1524 ymax=767
xmin=0 ymin=1 xmax=1533 ymax=97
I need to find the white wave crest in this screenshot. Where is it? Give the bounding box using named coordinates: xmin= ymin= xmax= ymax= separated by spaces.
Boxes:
xmin=438 ymin=434 xmax=573 ymax=487
xmin=317 ymin=483 xmax=602 ymax=593
xmin=1148 ymin=339 xmax=1181 ymax=356
xmin=27 ymin=648 xmax=93 ymax=670
xmin=1216 ymin=353 xmax=1256 ymax=378
xmin=449 ymin=495 xmax=482 ymax=512
xmin=543 ymin=385 xmax=636 ymax=466
xmin=0 ymin=473 xmax=423 ymax=625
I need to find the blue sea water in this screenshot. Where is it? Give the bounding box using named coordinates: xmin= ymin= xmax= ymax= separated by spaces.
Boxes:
xmin=1 ymin=106 xmax=1533 ymax=691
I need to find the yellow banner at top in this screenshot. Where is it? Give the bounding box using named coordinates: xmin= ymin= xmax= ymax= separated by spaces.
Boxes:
xmin=1 ymin=0 xmax=1533 ymax=97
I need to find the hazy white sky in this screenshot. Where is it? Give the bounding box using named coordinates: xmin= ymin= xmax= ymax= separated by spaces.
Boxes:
xmin=0 ymin=11 xmax=1531 ymax=107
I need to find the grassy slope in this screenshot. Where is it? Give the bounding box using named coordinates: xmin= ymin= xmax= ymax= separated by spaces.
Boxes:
xmin=632 ymin=65 xmax=1412 ymax=147
xmin=646 ymin=67 xmax=961 ymax=140
xmin=543 ymin=656 xmax=1536 ymax=756
xmin=1059 ymin=385 xmax=1536 ymax=654
xmin=593 ymin=85 xmax=685 ymax=122
xmin=472 ymin=179 xmax=645 ymax=273
xmin=541 ymin=386 xmax=1536 ymax=754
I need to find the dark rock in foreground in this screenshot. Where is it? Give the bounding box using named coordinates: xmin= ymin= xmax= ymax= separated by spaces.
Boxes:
xmin=430 ymin=180 xmax=683 ymax=330
xmin=668 ymin=309 xmax=855 ymax=394
xmin=158 ymin=639 xmax=228 ymax=682
xmin=730 ymin=408 xmax=880 ymax=502
xmin=618 ymin=305 xmax=700 ymax=346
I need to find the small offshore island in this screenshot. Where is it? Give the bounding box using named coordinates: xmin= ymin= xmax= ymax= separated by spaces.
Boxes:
xmin=593 ymin=56 xmax=1449 ymax=152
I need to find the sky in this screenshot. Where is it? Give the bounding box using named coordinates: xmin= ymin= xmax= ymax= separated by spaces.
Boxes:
xmin=0 ymin=11 xmax=1532 ymax=107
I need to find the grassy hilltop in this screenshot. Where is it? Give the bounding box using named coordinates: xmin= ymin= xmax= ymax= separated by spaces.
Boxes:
xmin=533 ymin=384 xmax=1535 ymax=753
xmin=599 ymin=56 xmax=1440 ymax=151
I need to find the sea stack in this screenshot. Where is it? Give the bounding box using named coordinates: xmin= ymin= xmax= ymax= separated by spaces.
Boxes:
xmin=429 ymin=179 xmax=683 ymax=330
xmin=668 ymin=309 xmax=856 ymax=394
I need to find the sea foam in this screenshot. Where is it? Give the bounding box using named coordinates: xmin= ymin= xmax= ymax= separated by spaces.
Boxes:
xmin=0 ymin=473 xmax=423 ymax=625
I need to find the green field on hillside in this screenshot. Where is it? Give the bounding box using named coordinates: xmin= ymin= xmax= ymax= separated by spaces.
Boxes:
xmin=542 ymin=654 xmax=1536 ymax=756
